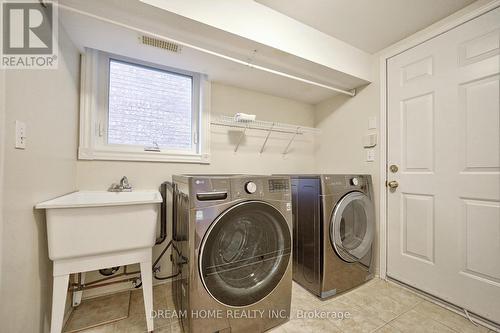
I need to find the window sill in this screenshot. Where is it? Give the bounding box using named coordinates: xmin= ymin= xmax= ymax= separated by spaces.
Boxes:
xmin=78 ymin=147 xmax=210 ymax=164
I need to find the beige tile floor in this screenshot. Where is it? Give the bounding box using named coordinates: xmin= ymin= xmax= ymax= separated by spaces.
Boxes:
xmin=64 ymin=291 xmax=130 ymax=332
xmin=77 ymin=279 xmax=496 ymax=333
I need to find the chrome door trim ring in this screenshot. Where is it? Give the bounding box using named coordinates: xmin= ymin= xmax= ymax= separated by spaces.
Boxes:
xmin=330 ymin=191 xmax=375 ymax=263
xmin=198 ymin=200 xmax=291 ymax=308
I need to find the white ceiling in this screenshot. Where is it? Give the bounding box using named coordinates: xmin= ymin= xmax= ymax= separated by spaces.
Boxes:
xmin=256 ymin=0 xmax=476 ymax=54
xmin=59 ymin=1 xmax=368 ymax=104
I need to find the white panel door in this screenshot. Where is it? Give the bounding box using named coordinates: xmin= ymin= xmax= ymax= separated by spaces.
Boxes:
xmin=387 ymin=7 xmax=500 ymax=323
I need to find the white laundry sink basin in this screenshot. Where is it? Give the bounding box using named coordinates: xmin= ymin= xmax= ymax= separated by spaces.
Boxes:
xmin=36 ymin=191 xmax=162 ymax=261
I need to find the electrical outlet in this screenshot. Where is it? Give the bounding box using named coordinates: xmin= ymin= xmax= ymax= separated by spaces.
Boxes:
xmin=366 ymin=148 xmax=375 ymax=162
xmin=15 ymin=121 xmax=26 ymax=149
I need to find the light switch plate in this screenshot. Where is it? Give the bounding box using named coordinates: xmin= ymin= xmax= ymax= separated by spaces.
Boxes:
xmin=15 ymin=120 xmax=26 ymax=149
xmin=363 ymin=133 xmax=377 ymax=147
xmin=366 ymin=148 xmax=375 ymax=162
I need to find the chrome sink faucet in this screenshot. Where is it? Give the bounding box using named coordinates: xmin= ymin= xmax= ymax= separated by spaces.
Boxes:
xmin=109 ymin=176 xmax=133 ymax=192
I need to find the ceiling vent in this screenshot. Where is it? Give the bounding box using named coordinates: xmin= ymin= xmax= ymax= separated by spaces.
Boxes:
xmin=140 ymin=35 xmax=182 ymax=53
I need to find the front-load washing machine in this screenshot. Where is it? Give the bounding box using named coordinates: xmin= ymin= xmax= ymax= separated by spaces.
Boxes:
xmin=290 ymin=174 xmax=375 ymax=298
xmin=171 ymin=175 xmax=292 ymax=333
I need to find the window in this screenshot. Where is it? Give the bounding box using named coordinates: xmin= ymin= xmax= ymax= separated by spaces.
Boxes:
xmin=79 ymin=48 xmax=210 ymax=163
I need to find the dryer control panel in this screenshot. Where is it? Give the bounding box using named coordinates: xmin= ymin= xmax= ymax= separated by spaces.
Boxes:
xmin=322 ymin=174 xmax=371 ymax=196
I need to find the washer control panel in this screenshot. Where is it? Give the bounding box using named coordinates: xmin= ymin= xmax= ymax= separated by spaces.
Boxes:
xmin=268 ymin=178 xmax=290 ymax=192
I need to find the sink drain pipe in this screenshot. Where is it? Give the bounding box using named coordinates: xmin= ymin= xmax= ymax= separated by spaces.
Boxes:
xmin=152 ymin=181 xmax=182 ymax=280
xmin=69 ymin=266 xmax=143 ymax=292
xmin=155 ymin=181 xmax=175 ymax=245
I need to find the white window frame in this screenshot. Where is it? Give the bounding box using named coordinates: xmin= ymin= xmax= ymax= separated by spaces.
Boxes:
xmin=78 ymin=48 xmax=210 ymax=163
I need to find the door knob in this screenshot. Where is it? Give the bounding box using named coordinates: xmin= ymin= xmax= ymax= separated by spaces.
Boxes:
xmin=387 ymin=180 xmax=399 ymax=189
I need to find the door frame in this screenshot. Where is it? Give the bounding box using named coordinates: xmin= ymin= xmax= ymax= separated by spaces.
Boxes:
xmin=378 ymin=0 xmax=500 ymax=280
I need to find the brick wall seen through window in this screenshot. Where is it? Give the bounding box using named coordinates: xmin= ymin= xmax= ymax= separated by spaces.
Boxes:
xmin=108 ymin=59 xmax=193 ymax=149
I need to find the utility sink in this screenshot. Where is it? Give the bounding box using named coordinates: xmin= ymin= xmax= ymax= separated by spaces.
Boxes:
xmin=37 ymin=190 xmax=162 ymax=333
xmin=36 ymin=190 xmax=162 ymax=260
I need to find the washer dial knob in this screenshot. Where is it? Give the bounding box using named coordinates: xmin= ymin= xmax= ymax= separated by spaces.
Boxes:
xmin=351 ymin=177 xmax=359 ymax=186
xmin=245 ymin=181 xmax=257 ymax=194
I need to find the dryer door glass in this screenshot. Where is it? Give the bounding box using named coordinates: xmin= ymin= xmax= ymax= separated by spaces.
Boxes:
xmin=199 ymin=201 xmax=291 ymax=307
xmin=330 ymin=191 xmax=375 ymax=263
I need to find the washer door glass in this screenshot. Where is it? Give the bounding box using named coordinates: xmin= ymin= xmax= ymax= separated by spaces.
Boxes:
xmin=199 ymin=201 xmax=291 ymax=307
xmin=330 ymin=191 xmax=374 ymax=263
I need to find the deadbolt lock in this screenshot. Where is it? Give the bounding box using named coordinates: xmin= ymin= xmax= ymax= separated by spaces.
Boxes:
xmin=389 ymin=164 xmax=399 ymax=173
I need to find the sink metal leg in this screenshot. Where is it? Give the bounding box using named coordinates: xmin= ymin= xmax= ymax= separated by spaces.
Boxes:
xmin=140 ymin=257 xmax=154 ymax=332
xmin=72 ymin=272 xmax=85 ymax=307
xmin=50 ymin=274 xmax=69 ymax=333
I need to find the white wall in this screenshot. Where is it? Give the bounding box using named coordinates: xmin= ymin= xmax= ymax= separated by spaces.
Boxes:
xmin=314 ymin=61 xmax=381 ymax=273
xmin=77 ymin=82 xmax=317 ymax=297
xmin=0 ymin=26 xmax=80 ymax=333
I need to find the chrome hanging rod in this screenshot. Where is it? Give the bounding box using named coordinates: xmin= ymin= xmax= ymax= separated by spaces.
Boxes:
xmin=212 ymin=122 xmax=308 ymax=135
xmin=58 ymin=4 xmax=356 ymax=97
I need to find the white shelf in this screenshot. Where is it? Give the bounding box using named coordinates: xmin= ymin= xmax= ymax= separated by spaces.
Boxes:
xmin=210 ymin=115 xmax=321 ymax=154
